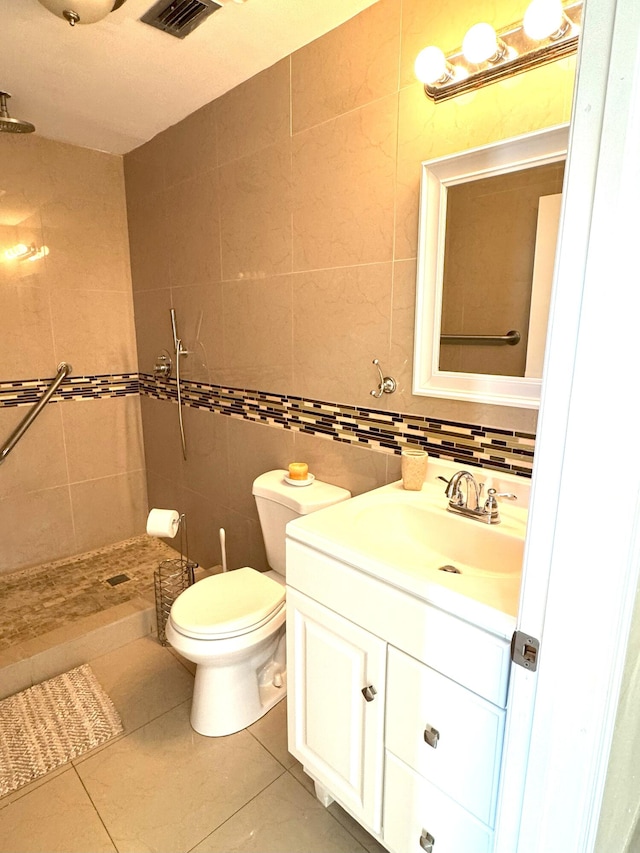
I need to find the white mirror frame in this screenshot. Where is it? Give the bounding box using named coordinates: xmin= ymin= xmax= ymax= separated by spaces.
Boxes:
xmin=413 ymin=123 xmax=569 ymax=409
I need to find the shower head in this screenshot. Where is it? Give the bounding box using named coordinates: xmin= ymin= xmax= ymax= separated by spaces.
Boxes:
xmin=0 ymin=92 xmax=36 ymax=134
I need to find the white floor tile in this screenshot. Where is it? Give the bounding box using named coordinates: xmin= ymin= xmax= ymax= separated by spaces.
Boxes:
xmin=85 ymin=635 xmax=194 ymax=734
xmin=248 ymin=697 xmax=295 ymax=769
xmin=191 ymin=772 xmax=369 ymax=853
xmin=75 ymin=700 xmax=285 ymax=853
xmin=0 ymin=769 xmax=116 ymax=853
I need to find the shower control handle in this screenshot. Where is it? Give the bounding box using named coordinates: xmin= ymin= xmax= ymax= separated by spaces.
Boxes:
xmin=153 ymin=352 xmax=172 ymax=379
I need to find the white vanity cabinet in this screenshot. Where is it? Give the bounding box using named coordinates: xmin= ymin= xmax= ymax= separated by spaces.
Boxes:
xmin=286 ymin=538 xmax=513 ymax=853
xmin=287 ymin=588 xmax=386 ymax=832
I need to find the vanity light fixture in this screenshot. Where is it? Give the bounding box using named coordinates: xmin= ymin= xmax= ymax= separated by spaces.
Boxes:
xmin=415 ymin=0 xmax=582 ymax=102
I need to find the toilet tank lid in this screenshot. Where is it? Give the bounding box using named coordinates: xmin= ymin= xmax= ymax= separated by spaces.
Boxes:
xmin=252 ymin=469 xmax=351 ymax=515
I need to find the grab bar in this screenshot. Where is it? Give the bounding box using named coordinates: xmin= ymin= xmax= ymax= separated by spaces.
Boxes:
xmin=0 ymin=362 xmax=72 ymax=464
xmin=440 ymin=329 xmax=521 ymax=346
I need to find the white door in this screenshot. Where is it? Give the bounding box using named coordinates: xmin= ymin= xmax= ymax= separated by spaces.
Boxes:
xmin=286 ymin=588 xmax=386 ymax=833
xmin=496 ymin=0 xmax=640 ymax=851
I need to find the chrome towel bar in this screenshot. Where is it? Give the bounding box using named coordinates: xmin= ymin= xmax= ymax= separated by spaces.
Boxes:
xmin=440 ymin=329 xmax=521 ymax=346
xmin=0 ymin=362 xmax=72 ymax=464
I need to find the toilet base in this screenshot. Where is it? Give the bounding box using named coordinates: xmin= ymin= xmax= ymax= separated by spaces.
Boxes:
xmin=169 ymin=616 xmax=287 ymax=738
xmin=191 ymin=651 xmax=287 ymax=737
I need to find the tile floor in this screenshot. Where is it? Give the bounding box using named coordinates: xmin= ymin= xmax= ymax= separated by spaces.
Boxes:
xmin=0 ymin=636 xmax=386 ymax=853
xmin=0 ymin=536 xmax=178 ymax=651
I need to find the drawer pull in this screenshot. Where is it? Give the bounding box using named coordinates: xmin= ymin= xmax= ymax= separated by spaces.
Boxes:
xmin=419 ymin=829 xmax=435 ymax=851
xmin=423 ymin=724 xmax=440 ymax=748
xmin=361 ymin=685 xmax=377 ymax=702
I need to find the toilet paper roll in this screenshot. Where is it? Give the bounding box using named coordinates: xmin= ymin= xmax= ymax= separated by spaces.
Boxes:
xmin=146 ymin=508 xmax=181 ymax=539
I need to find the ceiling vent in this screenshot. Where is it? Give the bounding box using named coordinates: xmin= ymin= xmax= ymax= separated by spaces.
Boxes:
xmin=140 ymin=0 xmax=223 ymax=38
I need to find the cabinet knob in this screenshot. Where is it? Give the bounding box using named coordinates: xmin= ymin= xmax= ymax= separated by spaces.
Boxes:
xmin=419 ymin=829 xmax=435 ymax=851
xmin=361 ymin=685 xmax=377 ymax=702
xmin=423 ymin=724 xmax=440 ymax=749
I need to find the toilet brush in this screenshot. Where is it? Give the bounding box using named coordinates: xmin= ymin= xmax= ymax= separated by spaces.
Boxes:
xmin=219 ymin=528 xmax=228 ymax=572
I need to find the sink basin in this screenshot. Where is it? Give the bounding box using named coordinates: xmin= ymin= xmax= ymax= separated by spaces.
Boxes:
xmin=352 ymin=497 xmax=524 ymax=578
xmin=286 ymin=476 xmax=528 ymax=629
xmin=288 ymin=480 xmax=527 ymax=586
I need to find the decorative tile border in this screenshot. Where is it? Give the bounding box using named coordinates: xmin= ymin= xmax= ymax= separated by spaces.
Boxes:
xmin=0 ymin=372 xmax=535 ymax=477
xmin=140 ymin=375 xmax=535 ymax=478
xmin=0 ymin=374 xmax=139 ymax=408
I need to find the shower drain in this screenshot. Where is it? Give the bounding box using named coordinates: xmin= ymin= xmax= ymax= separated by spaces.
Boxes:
xmin=438 ymin=565 xmax=461 ymax=574
xmin=105 ymin=573 xmax=131 ymax=587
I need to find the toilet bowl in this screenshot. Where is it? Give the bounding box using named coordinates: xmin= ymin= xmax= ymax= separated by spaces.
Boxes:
xmin=166 ymin=567 xmax=286 ymax=737
xmin=166 ymin=469 xmax=351 ymax=737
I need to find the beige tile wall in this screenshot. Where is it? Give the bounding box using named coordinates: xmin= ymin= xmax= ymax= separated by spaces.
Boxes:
xmin=125 ymin=0 xmax=576 ymax=569
xmin=0 ymin=135 xmax=146 ymax=574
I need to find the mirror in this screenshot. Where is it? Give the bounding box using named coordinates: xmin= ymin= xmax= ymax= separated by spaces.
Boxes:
xmin=413 ymin=124 xmax=569 ymax=409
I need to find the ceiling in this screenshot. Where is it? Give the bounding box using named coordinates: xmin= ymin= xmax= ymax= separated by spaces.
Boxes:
xmin=0 ymin=0 xmax=379 ymax=155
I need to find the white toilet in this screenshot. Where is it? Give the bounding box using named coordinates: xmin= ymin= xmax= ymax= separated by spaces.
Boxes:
xmin=165 ymin=469 xmax=351 ymax=737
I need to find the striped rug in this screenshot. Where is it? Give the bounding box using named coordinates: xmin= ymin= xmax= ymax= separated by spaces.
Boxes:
xmin=0 ymin=664 xmax=123 ymax=797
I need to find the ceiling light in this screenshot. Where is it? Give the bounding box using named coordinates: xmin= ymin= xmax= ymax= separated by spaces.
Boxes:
xmin=416 ymin=0 xmax=582 ymax=102
xmin=36 ymin=0 xmax=127 ymax=26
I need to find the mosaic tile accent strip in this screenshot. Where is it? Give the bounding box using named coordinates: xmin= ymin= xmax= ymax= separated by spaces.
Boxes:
xmin=140 ymin=375 xmax=535 ymax=477
xmin=0 ymin=372 xmax=534 ymax=477
xmin=0 ymin=373 xmax=139 ymax=409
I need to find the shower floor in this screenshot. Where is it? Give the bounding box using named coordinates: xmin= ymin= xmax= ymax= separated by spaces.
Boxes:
xmin=0 ymin=536 xmax=180 ymax=652
xmin=0 ymin=536 xmax=192 ymax=700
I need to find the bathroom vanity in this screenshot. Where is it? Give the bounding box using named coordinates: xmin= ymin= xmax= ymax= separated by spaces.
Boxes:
xmin=285 ymin=464 xmax=528 ymax=853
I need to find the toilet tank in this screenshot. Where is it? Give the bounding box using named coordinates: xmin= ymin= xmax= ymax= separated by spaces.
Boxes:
xmin=252 ymin=469 xmax=351 ymax=576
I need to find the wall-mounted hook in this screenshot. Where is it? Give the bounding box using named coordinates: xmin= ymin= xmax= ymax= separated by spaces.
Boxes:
xmin=370 ymin=359 xmax=397 ymax=398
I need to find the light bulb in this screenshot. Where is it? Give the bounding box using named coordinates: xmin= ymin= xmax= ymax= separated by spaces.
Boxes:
xmin=462 ymin=22 xmax=500 ymax=64
xmin=4 ymin=243 xmax=31 ymax=261
xmin=415 ymin=46 xmax=449 ymax=85
xmin=524 ymin=0 xmax=565 ymax=40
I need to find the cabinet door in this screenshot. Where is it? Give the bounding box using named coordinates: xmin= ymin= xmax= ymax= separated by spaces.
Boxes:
xmin=286 ymin=588 xmax=386 ymax=833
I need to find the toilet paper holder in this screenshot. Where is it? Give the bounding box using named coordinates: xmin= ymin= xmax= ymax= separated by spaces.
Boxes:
xmin=148 ymin=510 xmax=198 ymax=645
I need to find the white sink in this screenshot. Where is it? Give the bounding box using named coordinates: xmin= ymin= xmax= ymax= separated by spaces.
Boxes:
xmin=351 ymin=494 xmax=524 ymax=578
xmin=286 ymin=478 xmax=527 ymax=621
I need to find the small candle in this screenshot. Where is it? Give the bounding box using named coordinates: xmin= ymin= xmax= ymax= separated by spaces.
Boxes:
xmin=288 ymin=462 xmax=309 ymax=480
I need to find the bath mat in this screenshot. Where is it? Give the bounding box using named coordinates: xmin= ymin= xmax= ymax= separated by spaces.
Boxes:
xmin=0 ymin=664 xmax=123 ymax=797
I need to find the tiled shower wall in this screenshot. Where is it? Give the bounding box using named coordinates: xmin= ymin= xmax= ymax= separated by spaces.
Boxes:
xmin=0 ymin=135 xmax=146 ymax=574
xmin=125 ymin=0 xmax=576 ymax=570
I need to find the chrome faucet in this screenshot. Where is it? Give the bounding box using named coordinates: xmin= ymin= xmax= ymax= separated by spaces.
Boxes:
xmin=440 ymin=471 xmax=517 ymax=524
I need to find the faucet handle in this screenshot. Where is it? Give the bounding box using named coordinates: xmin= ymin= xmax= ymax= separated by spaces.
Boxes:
xmin=484 ymin=487 xmax=517 ymax=515
xmin=489 ymin=488 xmax=517 ymax=501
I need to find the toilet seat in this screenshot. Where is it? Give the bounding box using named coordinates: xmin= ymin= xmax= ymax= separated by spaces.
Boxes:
xmin=170 ymin=567 xmax=286 ymax=641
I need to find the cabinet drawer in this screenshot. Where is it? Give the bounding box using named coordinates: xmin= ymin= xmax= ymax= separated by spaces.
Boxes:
xmin=383 ymin=752 xmax=493 ymax=853
xmin=386 ymin=647 xmax=504 ymax=825
xmin=386 ymin=647 xmax=504 ymax=826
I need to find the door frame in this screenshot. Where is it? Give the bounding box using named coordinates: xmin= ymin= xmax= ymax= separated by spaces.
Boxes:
xmin=496 ymin=0 xmax=640 ymax=850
